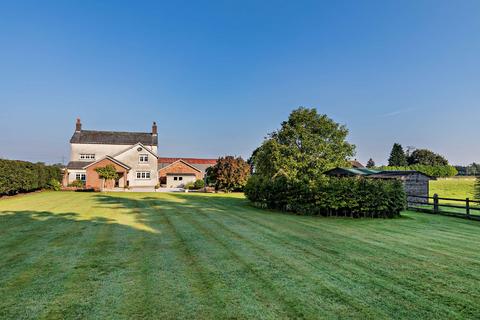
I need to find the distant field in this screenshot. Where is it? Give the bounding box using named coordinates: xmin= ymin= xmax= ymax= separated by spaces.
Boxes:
xmin=430 ymin=177 xmax=476 ymax=199
xmin=1 ymin=192 xmax=480 ymax=318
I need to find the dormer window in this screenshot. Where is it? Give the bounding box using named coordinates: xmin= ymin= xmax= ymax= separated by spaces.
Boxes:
xmin=139 ymin=154 xmax=149 ymax=163
xmin=80 ymin=154 xmax=95 ymax=160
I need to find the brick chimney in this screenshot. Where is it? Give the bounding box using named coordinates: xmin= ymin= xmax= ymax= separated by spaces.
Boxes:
xmin=75 ymin=118 xmax=82 ymax=132
xmin=152 ymin=121 xmax=157 ymax=136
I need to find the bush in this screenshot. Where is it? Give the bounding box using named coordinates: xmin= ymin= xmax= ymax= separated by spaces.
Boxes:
xmin=68 ymin=179 xmax=85 ymax=188
xmin=244 ymin=175 xmax=406 ymax=218
xmin=0 ymin=159 xmax=62 ymax=196
xmin=184 ymin=181 xmax=195 ymax=190
xmin=194 ymin=179 xmax=205 ymax=189
xmin=46 ymin=178 xmax=62 ymax=191
xmin=377 ymin=165 xmax=457 ymax=178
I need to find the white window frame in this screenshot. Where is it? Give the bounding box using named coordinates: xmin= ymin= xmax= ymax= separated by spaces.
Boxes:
xmin=139 ymin=154 xmax=149 ymax=163
xmin=136 ymin=171 xmax=151 ymax=180
xmin=75 ymin=173 xmax=86 ymax=181
xmin=80 ymin=154 xmax=95 ymax=160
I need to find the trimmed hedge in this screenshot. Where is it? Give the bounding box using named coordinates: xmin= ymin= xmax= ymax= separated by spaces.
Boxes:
xmin=0 ymin=159 xmax=62 ymax=196
xmin=378 ymin=165 xmax=458 ymax=178
xmin=244 ymin=175 xmax=406 ymax=218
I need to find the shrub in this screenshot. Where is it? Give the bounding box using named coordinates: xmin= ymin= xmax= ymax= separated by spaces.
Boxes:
xmin=194 ymin=179 xmax=205 ymax=189
xmin=0 ymin=159 xmax=62 ymax=196
xmin=378 ymin=165 xmax=458 ymax=178
xmin=68 ymin=179 xmax=85 ymax=188
xmin=184 ymin=181 xmax=195 ymax=190
xmin=244 ymin=175 xmax=405 ymax=218
xmin=46 ymin=178 xmax=62 ymax=191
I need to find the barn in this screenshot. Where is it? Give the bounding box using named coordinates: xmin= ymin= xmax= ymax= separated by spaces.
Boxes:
xmin=324 ymin=167 xmax=435 ymax=204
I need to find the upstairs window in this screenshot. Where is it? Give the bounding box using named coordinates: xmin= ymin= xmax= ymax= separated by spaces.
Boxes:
xmin=139 ymin=154 xmax=149 ymax=163
xmin=80 ymin=154 xmax=95 ymax=160
xmin=136 ymin=171 xmax=151 ymax=179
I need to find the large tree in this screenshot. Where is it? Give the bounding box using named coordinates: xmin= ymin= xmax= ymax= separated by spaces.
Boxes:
xmin=407 ymin=149 xmax=448 ymax=166
xmin=251 ymin=107 xmax=355 ymax=182
xmin=208 ymin=156 xmax=250 ymax=192
xmin=388 ymin=143 xmax=407 ymax=166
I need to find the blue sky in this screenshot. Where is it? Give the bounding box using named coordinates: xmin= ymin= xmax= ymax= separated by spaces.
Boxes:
xmin=0 ymin=1 xmax=479 ymax=165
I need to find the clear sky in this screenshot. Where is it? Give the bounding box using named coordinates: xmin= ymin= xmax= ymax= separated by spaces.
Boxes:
xmin=1 ymin=1 xmax=479 ymax=166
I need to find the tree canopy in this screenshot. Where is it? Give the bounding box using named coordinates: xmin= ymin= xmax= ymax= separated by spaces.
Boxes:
xmin=207 ymin=156 xmax=250 ymax=192
xmin=388 ymin=143 xmax=407 ymax=166
xmin=94 ymin=165 xmax=119 ymax=181
xmin=366 ymin=158 xmax=375 ymax=168
xmin=251 ymin=107 xmax=355 ymax=182
xmin=407 ymin=149 xmax=448 ymax=166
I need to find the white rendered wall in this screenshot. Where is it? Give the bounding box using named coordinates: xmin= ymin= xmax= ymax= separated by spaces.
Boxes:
xmin=114 ymin=146 xmax=158 ymax=188
xmin=70 ymin=143 xmax=157 ymax=162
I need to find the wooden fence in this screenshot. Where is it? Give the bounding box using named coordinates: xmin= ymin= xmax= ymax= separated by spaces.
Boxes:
xmin=407 ymin=194 xmax=480 ymax=220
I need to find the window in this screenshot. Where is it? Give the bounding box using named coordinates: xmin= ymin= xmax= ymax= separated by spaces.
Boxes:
xmin=179 ymin=177 xmax=183 ymax=181
xmin=75 ymin=173 xmax=86 ymax=181
xmin=173 ymin=177 xmax=178 ymax=181
xmin=80 ymin=154 xmax=95 ymax=160
xmin=136 ymin=171 xmax=151 ymax=179
xmin=139 ymin=154 xmax=149 ymax=163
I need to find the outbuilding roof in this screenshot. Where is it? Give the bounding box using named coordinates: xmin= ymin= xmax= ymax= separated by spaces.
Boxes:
xmin=158 ymin=157 xmax=217 ymax=165
xmin=70 ymin=130 xmax=158 ymax=146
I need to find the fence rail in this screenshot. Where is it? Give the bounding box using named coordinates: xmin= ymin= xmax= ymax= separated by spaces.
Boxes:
xmin=407 ymin=194 xmax=480 ymax=220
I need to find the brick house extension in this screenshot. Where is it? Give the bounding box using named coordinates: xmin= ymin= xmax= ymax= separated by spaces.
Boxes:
xmin=158 ymin=158 xmax=217 ymax=188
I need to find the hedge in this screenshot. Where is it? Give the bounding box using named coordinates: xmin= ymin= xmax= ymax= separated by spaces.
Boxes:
xmin=377 ymin=165 xmax=458 ymax=178
xmin=0 ymin=159 xmax=62 ymax=196
xmin=244 ymin=175 xmax=406 ymax=218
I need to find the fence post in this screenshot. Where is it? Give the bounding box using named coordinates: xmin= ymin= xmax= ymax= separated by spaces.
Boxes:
xmin=466 ymin=198 xmax=470 ymax=219
xmin=433 ymin=194 xmax=439 ymax=214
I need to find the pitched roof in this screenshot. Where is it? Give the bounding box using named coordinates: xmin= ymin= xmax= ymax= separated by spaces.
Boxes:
xmin=70 ymin=130 xmax=158 ymax=146
xmin=325 ymin=167 xmax=380 ymax=176
xmin=159 ymin=159 xmax=202 ymax=173
xmin=83 ymin=156 xmax=131 ymax=170
xmin=349 ymin=160 xmax=365 ymax=168
xmin=66 ymin=161 xmax=93 ymax=170
xmin=158 ymin=157 xmax=217 ymax=165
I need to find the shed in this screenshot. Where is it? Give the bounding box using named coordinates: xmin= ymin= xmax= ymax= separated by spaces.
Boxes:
xmin=324 ymin=168 xmax=435 ymax=204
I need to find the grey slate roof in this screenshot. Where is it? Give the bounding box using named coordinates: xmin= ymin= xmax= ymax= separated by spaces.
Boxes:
xmin=70 ymin=130 xmax=158 ymax=146
xmin=66 ymin=161 xmax=93 ymax=170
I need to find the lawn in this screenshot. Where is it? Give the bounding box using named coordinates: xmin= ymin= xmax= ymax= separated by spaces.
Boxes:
xmin=1 ymin=192 xmax=480 ymax=319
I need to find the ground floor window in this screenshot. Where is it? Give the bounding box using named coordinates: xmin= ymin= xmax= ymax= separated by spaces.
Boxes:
xmin=75 ymin=173 xmax=86 ymax=181
xmin=136 ymin=171 xmax=151 ymax=179
xmin=173 ymin=176 xmax=183 ymax=181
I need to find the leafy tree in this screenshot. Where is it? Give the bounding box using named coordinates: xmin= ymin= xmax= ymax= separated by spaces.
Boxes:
xmin=366 ymin=158 xmax=375 ymax=168
xmin=252 ymin=107 xmax=355 ymax=182
xmin=407 ymin=149 xmax=448 ymax=166
xmin=388 ymin=143 xmax=407 ymax=166
xmin=209 ymin=156 xmax=250 ymax=192
xmin=94 ymin=165 xmax=118 ymax=190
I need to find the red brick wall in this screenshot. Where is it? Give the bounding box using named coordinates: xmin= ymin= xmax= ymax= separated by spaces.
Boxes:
xmin=86 ymin=158 xmax=128 ymax=190
xmin=158 ymin=161 xmax=203 ymax=181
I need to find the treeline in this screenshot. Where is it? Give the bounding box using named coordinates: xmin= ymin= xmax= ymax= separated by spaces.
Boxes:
xmin=376 ymin=144 xmax=457 ymax=177
xmin=455 ymin=163 xmax=480 ymax=176
xmin=245 ymin=176 xmax=405 ymax=218
xmin=377 ymin=165 xmax=458 ymax=178
xmin=0 ymin=159 xmax=62 ymax=196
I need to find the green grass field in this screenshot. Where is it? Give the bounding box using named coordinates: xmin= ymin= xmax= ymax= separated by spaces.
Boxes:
xmin=1 ymin=192 xmax=480 ymax=319
xmin=430 ymin=177 xmax=476 ymax=199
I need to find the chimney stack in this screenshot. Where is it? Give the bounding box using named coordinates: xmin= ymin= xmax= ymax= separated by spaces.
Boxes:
xmin=152 ymin=121 xmax=157 ymax=135
xmin=76 ymin=118 xmax=82 ymax=132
